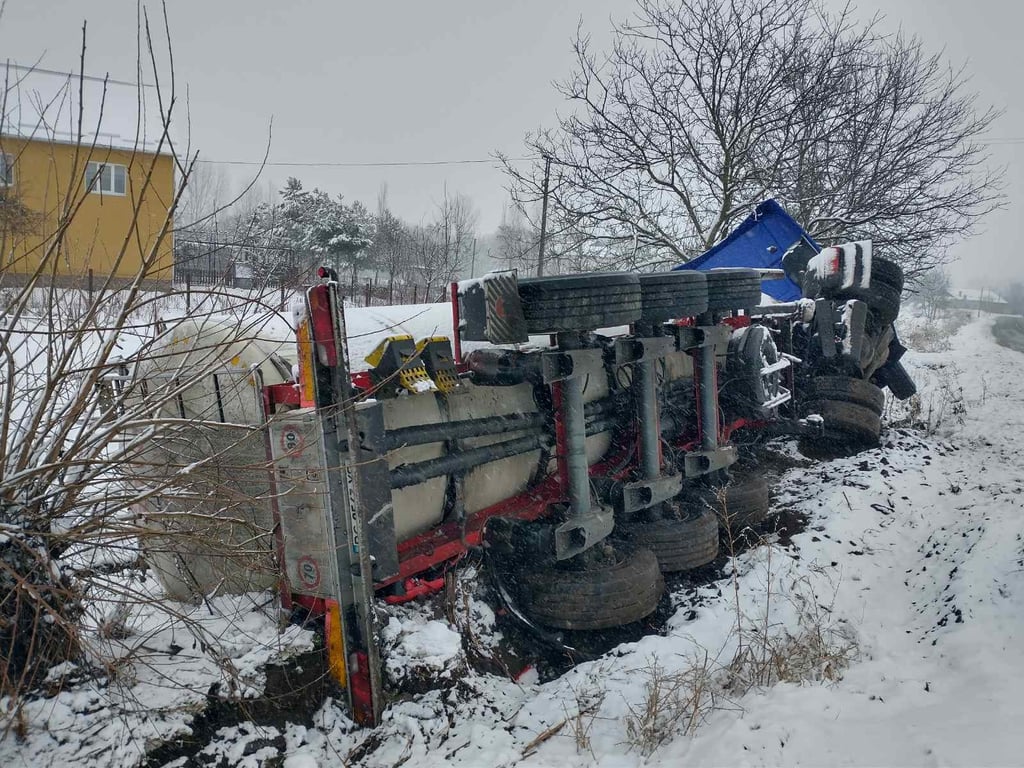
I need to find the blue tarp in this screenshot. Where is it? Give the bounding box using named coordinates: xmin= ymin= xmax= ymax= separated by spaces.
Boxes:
xmin=675 ymin=199 xmax=817 ymax=301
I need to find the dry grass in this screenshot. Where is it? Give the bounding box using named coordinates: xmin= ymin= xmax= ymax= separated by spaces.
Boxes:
xmin=621 ymin=488 xmax=860 ymax=756
xmin=719 ymin=483 xmax=859 ymax=695
xmin=887 ymin=363 xmax=967 ymax=435
xmin=899 ymin=309 xmax=971 ymax=353
xmin=563 ymin=679 xmax=608 ymax=757
xmin=623 ymin=655 xmax=719 ymax=757
xmin=726 ymin=570 xmax=858 ymax=691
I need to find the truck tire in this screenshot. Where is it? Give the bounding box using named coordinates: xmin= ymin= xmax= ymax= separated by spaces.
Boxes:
xmin=840 ymin=282 xmax=901 ymax=325
xmin=870 ymin=256 xmax=904 ymax=294
xmin=704 ymin=268 xmax=763 ymax=312
xmin=804 ymin=399 xmax=881 ymax=446
xmin=518 ymin=541 xmax=663 ymax=630
xmin=624 ymin=507 xmax=719 ymax=573
xmin=517 ymin=273 xmax=642 ymax=334
xmin=638 ymin=271 xmax=709 ymax=322
xmin=700 ymin=475 xmax=771 ymax=533
xmin=829 ymin=257 xmax=902 ymax=325
xmin=806 ymin=376 xmax=884 ymax=416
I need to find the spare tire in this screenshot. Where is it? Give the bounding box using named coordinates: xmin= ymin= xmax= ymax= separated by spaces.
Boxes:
xmin=806 ymin=376 xmax=884 ymax=415
xmin=518 ymin=541 xmax=664 ymax=630
xmin=638 ymin=271 xmax=709 ymax=322
xmin=517 ymin=273 xmax=642 ymax=334
xmin=802 ymin=255 xmax=902 ymax=325
xmin=826 ymin=257 xmax=902 ymax=325
xmin=704 ymin=268 xmax=763 ymax=312
xmin=838 ymin=282 xmax=901 ymax=325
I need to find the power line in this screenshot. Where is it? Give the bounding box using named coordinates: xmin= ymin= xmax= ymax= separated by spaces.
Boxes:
xmin=195 ymin=138 xmax=1024 ymax=169
xmin=195 ymin=156 xmax=532 ymax=168
xmin=5 ymin=62 xmax=155 ymax=89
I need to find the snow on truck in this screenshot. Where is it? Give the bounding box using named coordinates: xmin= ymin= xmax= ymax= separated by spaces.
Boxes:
xmin=131 ymin=200 xmax=915 ymax=725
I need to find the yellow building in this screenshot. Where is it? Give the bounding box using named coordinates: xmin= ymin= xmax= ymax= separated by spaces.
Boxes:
xmin=0 ymin=135 xmax=175 ymax=282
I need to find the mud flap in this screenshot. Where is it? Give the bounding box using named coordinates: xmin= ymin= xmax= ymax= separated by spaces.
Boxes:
xmin=457 ymin=271 xmax=529 ymax=344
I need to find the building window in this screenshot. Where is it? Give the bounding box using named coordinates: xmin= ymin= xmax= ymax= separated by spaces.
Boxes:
xmin=85 ymin=161 xmax=127 ymax=196
xmin=0 ymin=154 xmax=13 ymax=186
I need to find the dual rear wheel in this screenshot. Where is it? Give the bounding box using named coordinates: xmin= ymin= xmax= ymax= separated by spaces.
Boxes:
xmin=513 ymin=269 xmax=768 ymax=630
xmin=516 ymin=473 xmax=773 ymax=629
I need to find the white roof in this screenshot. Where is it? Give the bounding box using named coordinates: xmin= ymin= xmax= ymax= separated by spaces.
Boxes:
xmin=1 ymin=66 xmax=176 ymax=155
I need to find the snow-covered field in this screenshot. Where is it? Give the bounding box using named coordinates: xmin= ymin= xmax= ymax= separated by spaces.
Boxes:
xmin=3 ymin=310 xmax=1024 ymax=767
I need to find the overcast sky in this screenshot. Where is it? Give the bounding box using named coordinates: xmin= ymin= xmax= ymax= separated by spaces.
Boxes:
xmin=0 ymin=0 xmax=1020 ymax=288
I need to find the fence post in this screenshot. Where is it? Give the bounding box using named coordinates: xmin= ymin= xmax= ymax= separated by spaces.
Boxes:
xmin=280 ymin=282 xmax=286 ymax=311
xmin=413 ymin=285 xmax=418 ymax=304
xmin=186 ymin=273 xmax=191 ymax=313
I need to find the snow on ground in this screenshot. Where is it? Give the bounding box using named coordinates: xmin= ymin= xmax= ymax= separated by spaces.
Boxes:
xmin=0 ymin=582 xmax=314 ymax=768
xmin=4 ymin=311 xmax=1024 ymax=767
xmin=240 ymin=312 xmax=1024 ymax=767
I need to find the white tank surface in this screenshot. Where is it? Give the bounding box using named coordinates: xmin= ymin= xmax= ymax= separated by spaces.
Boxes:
xmin=454 ymin=350 xmax=614 ymax=514
xmin=381 ymin=394 xmax=448 ymax=541
xmin=131 ymin=315 xmax=294 ymax=601
xmin=448 ymin=382 xmax=541 ymax=515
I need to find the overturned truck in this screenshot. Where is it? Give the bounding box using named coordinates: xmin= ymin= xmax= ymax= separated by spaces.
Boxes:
xmin=131 ymin=206 xmax=914 ymax=726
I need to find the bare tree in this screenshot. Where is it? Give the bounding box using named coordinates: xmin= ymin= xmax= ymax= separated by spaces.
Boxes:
xmin=177 ymin=161 xmax=228 ymax=231
xmin=502 ymin=0 xmax=1002 ymax=279
xmin=914 ymin=268 xmax=952 ymax=318
xmin=0 ymin=15 xmax=292 ymax=718
xmin=494 ymin=201 xmax=539 ymax=274
xmin=410 ymin=188 xmax=478 ymax=299
xmin=368 ymin=184 xmax=411 ymax=303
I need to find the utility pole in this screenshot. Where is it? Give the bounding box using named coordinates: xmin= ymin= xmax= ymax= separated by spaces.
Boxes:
xmin=537 ymin=155 xmax=551 ymax=277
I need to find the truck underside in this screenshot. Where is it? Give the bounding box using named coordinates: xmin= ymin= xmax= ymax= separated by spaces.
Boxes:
xmin=130 ymin=227 xmax=915 ymax=725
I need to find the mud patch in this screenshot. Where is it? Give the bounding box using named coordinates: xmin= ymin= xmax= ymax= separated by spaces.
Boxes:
xmin=143 ymin=649 xmax=332 ymax=768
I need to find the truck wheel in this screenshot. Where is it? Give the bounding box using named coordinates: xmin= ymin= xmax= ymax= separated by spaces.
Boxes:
xmin=697 ymin=475 xmax=771 ymax=534
xmin=804 ymin=399 xmax=881 ymax=446
xmin=704 ymin=268 xmax=763 ymax=312
xmin=638 ymin=271 xmax=709 ymax=322
xmin=518 ymin=541 xmax=663 ymax=630
xmin=517 ymin=273 xmax=642 ymax=334
xmin=624 ymin=506 xmax=719 ymax=573
xmin=806 ymin=376 xmax=884 ymax=415
xmin=725 ymin=325 xmax=782 ymax=415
